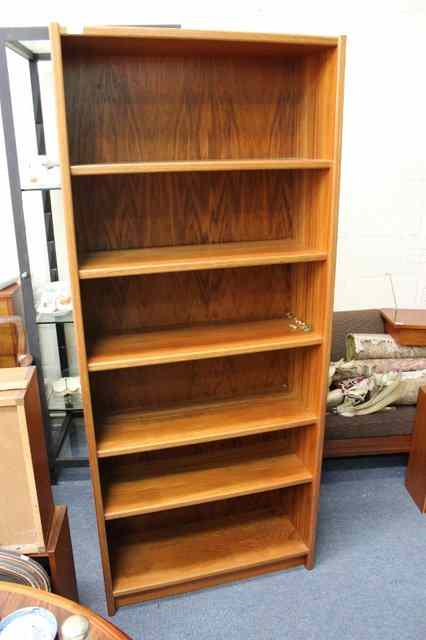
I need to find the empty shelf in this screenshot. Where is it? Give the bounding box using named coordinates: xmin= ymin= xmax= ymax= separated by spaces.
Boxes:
xmin=87 ymin=320 xmax=323 ymax=371
xmin=71 ymin=158 xmax=333 ymax=176
xmin=79 ymin=241 xmax=328 ymax=279
xmin=96 ymin=394 xmax=318 ymax=458
xmin=103 ymin=447 xmax=312 ymax=519
xmin=111 ymin=507 xmax=309 ymax=597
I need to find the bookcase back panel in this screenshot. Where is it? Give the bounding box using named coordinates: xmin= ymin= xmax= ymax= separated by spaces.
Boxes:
xmin=62 ymin=48 xmax=336 ymax=163
xmin=71 ymin=170 xmax=325 ymax=253
xmin=63 ymin=34 xmax=336 ymax=59
xmin=106 ymin=486 xmax=308 ymax=537
xmin=137 ymin=428 xmax=295 ymax=459
xmin=90 ymin=348 xmax=305 ymax=415
xmin=281 ymin=482 xmax=313 ymax=543
xmin=81 ymin=265 xmax=293 ymax=335
xmin=100 ymin=427 xmax=305 ymax=479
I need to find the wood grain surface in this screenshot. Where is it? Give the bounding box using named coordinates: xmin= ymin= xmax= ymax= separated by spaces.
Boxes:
xmin=0 ymin=368 xmax=53 ymax=552
xmin=109 ymin=501 xmax=308 ymax=597
xmin=324 ymin=435 xmax=412 ymax=458
xmin=0 ymin=583 xmax=129 ymax=639
xmin=406 ymin=388 xmax=426 ymax=511
xmin=52 ymin=22 xmax=344 ymax=610
xmin=0 ymin=283 xmax=20 ymax=367
xmin=71 ymin=159 xmax=333 ymax=175
xmin=62 ymin=48 xmax=335 ymax=164
xmin=96 ymin=393 xmax=317 ymax=457
xmin=101 ymin=429 xmax=313 ymax=518
xmin=86 ymin=319 xmax=323 ymax=371
xmin=90 ymin=348 xmax=303 ymax=415
xmin=77 ymin=26 xmax=338 ymax=47
xmin=381 ymin=308 xmax=426 ymax=346
xmin=72 ymin=170 xmax=327 ymax=253
xmin=49 ymin=23 xmax=116 ymax=613
xmin=79 ymin=241 xmax=327 ymax=279
xmin=82 ymin=264 xmax=293 ymax=335
xmin=303 ymin=37 xmax=346 ymax=568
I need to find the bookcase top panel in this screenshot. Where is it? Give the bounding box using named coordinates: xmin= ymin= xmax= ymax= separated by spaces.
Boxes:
xmin=61 ymin=26 xmax=340 ymax=57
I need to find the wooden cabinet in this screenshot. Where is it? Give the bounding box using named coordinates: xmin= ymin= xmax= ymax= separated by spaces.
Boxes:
xmin=0 ymin=367 xmax=54 ymax=552
xmin=381 ymin=308 xmax=426 ymax=346
xmin=50 ymin=24 xmax=345 ymax=614
xmin=0 ymin=368 xmax=78 ymax=601
xmin=406 ymin=387 xmax=426 ymax=511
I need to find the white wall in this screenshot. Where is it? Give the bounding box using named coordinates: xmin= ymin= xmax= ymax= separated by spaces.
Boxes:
xmin=1 ymin=0 xmax=425 ymax=325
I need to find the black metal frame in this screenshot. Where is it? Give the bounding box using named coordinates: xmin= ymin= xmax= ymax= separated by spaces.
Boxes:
xmin=0 ymin=27 xmax=85 ymax=478
xmin=1 ymin=24 xmax=182 ymax=479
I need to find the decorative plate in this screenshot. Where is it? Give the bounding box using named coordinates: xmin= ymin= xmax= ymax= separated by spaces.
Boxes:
xmin=0 ymin=606 xmax=58 ymax=639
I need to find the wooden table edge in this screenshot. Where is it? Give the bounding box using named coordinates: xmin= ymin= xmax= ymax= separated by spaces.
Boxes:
xmin=0 ymin=583 xmax=131 ymax=639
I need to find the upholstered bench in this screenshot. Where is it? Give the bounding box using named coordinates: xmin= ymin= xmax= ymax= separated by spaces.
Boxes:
xmin=324 ymin=309 xmax=416 ymax=457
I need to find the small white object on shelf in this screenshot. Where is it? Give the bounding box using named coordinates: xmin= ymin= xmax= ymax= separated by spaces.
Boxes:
xmin=21 ymin=155 xmax=61 ymax=191
xmin=52 ymin=376 xmax=81 ymax=396
xmin=61 ymin=614 xmax=90 ymax=640
xmin=35 ymin=281 xmax=72 ymax=316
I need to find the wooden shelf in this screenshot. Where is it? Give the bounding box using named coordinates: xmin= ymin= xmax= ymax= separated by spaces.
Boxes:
xmin=96 ymin=393 xmax=318 ymax=458
xmin=103 ymin=446 xmax=312 ymax=519
xmin=70 ymin=158 xmax=332 ymax=176
xmin=87 ymin=320 xmax=323 ymax=372
xmin=111 ymin=507 xmax=309 ymax=597
xmin=79 ymin=241 xmax=328 ymax=279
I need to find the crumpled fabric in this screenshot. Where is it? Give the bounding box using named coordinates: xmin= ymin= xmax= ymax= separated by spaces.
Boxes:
xmin=396 ymin=370 xmax=426 ymax=405
xmin=334 ymin=372 xmax=402 ymax=416
xmin=327 ymin=365 xmax=426 ymax=415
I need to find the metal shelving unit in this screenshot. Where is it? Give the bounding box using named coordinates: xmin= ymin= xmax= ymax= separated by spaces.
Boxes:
xmin=1 ymin=25 xmax=180 ymax=479
xmin=0 ymin=27 xmax=87 ymax=478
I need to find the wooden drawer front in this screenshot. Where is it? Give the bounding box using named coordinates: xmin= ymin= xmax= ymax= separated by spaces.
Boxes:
xmin=0 ymin=295 xmax=17 ymax=359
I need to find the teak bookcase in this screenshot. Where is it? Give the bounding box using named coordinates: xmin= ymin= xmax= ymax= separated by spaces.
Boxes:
xmin=50 ymin=23 xmax=345 ymax=613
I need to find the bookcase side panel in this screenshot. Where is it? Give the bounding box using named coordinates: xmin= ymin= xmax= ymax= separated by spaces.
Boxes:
xmin=306 ymin=38 xmax=346 ymax=567
xmin=49 ymin=23 xmax=115 ymax=614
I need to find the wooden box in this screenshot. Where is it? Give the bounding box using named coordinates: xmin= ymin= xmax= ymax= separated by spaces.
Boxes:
xmin=0 ymin=367 xmax=54 ymax=553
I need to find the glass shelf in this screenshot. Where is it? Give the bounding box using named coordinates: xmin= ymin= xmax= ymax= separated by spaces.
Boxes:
xmin=36 ymin=311 xmax=73 ymax=324
xmin=55 ymin=415 xmax=88 ymax=462
xmin=48 ymin=392 xmax=82 ymax=413
xmin=21 ymin=185 xmax=61 ymax=192
xmin=49 ymin=414 xmax=89 ymax=473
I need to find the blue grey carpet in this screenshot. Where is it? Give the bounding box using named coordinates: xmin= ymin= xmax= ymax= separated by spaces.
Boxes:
xmin=53 ymin=456 xmax=426 ymax=640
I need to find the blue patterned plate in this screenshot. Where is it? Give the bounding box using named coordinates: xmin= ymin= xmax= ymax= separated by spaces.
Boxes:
xmin=0 ymin=606 xmax=58 ymax=639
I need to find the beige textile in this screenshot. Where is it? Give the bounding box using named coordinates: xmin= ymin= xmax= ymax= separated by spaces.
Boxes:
xmin=396 ymin=371 xmax=426 ymax=405
xmin=328 ymin=369 xmax=426 ymax=414
xmin=346 ymin=333 xmax=426 ymax=361
xmin=333 ymin=358 xmax=426 ymax=381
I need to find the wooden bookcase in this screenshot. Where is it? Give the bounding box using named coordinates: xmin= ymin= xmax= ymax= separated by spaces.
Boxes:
xmin=50 ymin=23 xmax=345 ymax=614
